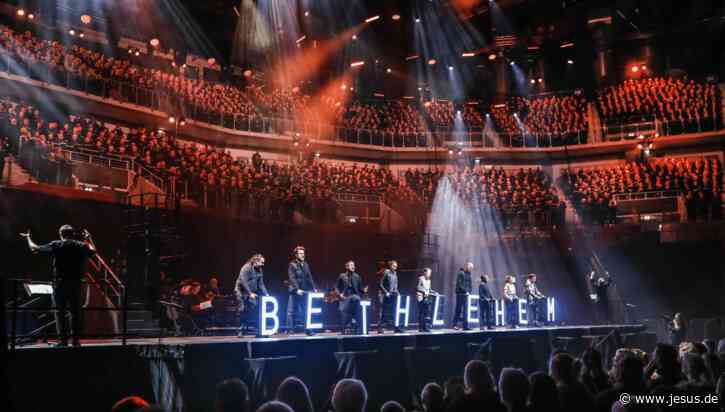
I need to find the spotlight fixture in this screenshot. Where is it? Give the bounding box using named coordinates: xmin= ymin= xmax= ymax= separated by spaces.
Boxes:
xmin=243 ymin=69 xmax=253 ymax=77
xmin=207 ymin=58 xmax=216 ymax=66
xmin=537 ymin=78 xmax=543 ymax=83
xmin=462 ymin=52 xmax=475 ymax=58
xmin=428 ymin=59 xmax=437 ymax=65
xmin=392 ymin=14 xmax=401 ymax=21
xmin=513 ymin=113 xmax=518 ymax=117
xmin=485 ymin=113 xmax=490 ymax=117
xmin=128 ymin=48 xmax=133 ymax=54
xmin=304 ymin=11 xmax=310 ymax=17
xmin=150 ymin=38 xmax=160 ymax=47
xmin=28 ymin=13 xmax=34 ymax=20
xmin=632 ymin=66 xmax=639 ymax=73
xmin=448 ymin=149 xmax=454 ymax=155
xmin=386 ymin=68 xmax=392 ymax=73
xmin=179 ymin=117 xmax=187 ymax=127
xmin=530 ymin=79 xmax=536 ymax=84
xmin=69 ymin=29 xmax=76 ymax=36
xmin=134 ymin=51 xmax=140 ymax=56
xmin=168 ymin=116 xmax=176 ymax=123
xmin=79 ymin=32 xmax=85 ymax=38
xmin=17 ymin=9 xmax=25 ymax=17
xmin=509 ymin=60 xmax=515 ymax=66
xmin=641 ymin=65 xmax=647 ymax=71
xmin=488 ymin=53 xmax=497 ymax=61
xmin=365 ymin=15 xmax=380 ymax=23
xmin=567 ymin=59 xmax=574 ymax=65
xmin=415 ymin=18 xmax=421 ymax=23
xmin=637 ymin=143 xmax=643 ymax=149
xmin=350 ymin=61 xmax=364 ymax=67
xmin=448 ymin=66 xmax=454 ymax=71
xmin=352 ymin=35 xmax=357 ymax=40
xmin=80 ymin=14 xmax=92 ymax=25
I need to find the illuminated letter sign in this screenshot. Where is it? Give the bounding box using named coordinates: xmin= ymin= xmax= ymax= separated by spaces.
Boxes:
xmin=495 ymin=299 xmax=506 ymax=326
xmin=395 ymin=295 xmax=410 ymax=328
xmin=360 ymin=300 xmax=371 ymax=335
xmin=547 ymin=297 xmax=556 ymax=322
xmin=259 ymin=296 xmax=279 ymax=336
xmin=467 ymin=294 xmax=480 ymax=325
xmin=306 ymin=292 xmax=325 ymax=330
xmin=432 ymin=295 xmax=445 ymax=326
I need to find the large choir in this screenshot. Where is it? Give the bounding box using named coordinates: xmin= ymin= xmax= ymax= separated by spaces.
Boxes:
xmin=167 ymin=245 xmax=558 ymax=338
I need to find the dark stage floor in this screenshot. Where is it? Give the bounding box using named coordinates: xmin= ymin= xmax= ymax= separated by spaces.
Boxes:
xmin=7 ymin=324 xmax=654 ymax=412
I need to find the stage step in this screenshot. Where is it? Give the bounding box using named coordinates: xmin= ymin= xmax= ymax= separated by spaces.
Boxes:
xmin=123 ymin=309 xmax=162 ymax=337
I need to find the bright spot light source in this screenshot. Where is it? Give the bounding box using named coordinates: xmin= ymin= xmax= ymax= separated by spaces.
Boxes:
xmin=207 ymin=58 xmax=216 ymax=66
xmin=340 ymin=84 xmax=347 ymax=90
xmin=150 ymin=38 xmax=160 ymax=47
xmin=244 ymin=69 xmax=253 ymax=77
xmin=488 ymin=53 xmax=497 ymax=61
xmin=168 ymin=116 xmax=176 ymax=123
xmin=17 ymin=9 xmax=25 ymax=17
xmin=448 ymin=149 xmax=454 ymax=155
xmin=567 ymin=59 xmax=574 ymax=65
xmin=80 ymin=14 xmax=92 ymax=25
xmin=28 ymin=14 xmax=34 ymax=20
xmin=513 ymin=113 xmax=518 ymax=117
xmin=179 ymin=118 xmax=186 ymax=126
xmin=392 ymin=14 xmax=401 ymax=21
xmin=632 ymin=66 xmax=639 ymax=73
xmin=314 ymin=151 xmax=321 ymax=158
xmin=638 ymin=134 xmax=645 ymax=139
xmin=134 ymin=51 xmax=140 ymax=56
xmin=69 ymin=29 xmax=76 ymax=36
xmin=352 ymin=35 xmax=357 ymax=40
xmin=530 ymin=79 xmax=536 ymax=84
xmin=641 ymin=65 xmax=647 ymax=71
xmin=386 ymin=68 xmax=392 ymax=73
xmin=462 ymin=52 xmax=475 ymax=58
xmin=428 ymin=59 xmax=437 ymax=65
xmin=304 ymin=11 xmax=310 ymax=17
xmin=448 ymin=66 xmax=454 ymax=71
xmin=350 ymin=61 xmax=364 ymax=67
xmin=510 ymin=60 xmax=515 ymax=66
xmin=424 ymin=101 xmax=432 ymax=107
xmin=296 ymin=35 xmax=306 ymax=43
xmin=79 ymin=32 xmax=85 ymax=38
xmin=415 ymin=18 xmax=421 ymax=23
xmin=637 ymin=143 xmax=643 ymax=149
xmin=486 ymin=113 xmax=490 ymax=117
xmin=365 ymin=15 xmax=380 ymax=23
xmin=537 ymin=78 xmax=543 ymax=83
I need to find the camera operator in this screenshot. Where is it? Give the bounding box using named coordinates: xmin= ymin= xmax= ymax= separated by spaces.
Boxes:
xmin=20 ymin=225 xmax=96 ymax=347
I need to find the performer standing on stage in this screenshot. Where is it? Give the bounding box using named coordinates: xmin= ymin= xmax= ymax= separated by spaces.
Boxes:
xmin=235 ymin=254 xmax=269 ymax=337
xmin=668 ymin=312 xmax=688 ymax=347
xmin=589 ymin=270 xmax=611 ymax=324
xmin=287 ymin=246 xmax=318 ymax=336
xmin=20 ymin=225 xmax=96 ymax=347
xmin=336 ymin=260 xmax=367 ymax=334
xmin=378 ymin=260 xmax=402 ymax=333
xmin=478 ymin=274 xmax=495 ymax=330
xmin=524 ymin=274 xmax=546 ymax=326
xmin=416 ymin=268 xmax=436 ymax=332
xmin=503 ymin=275 xmax=519 ymax=328
xmin=452 ymin=262 xmax=474 ymax=331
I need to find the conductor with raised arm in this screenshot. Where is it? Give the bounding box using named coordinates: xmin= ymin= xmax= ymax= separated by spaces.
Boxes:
xmin=20 ymin=225 xmax=96 ymax=347
xmin=286 ymin=246 xmax=318 ymax=335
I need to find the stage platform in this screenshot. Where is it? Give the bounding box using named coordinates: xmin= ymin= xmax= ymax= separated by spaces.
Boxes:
xmin=6 ymin=324 xmax=654 ymax=412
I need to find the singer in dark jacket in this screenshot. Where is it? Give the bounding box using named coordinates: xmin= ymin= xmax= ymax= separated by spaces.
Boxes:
xmin=452 ymin=262 xmax=474 ymax=330
xmin=478 ymin=274 xmax=495 ymax=330
xmin=235 ymin=254 xmax=269 ymax=336
xmin=336 ymin=261 xmax=367 ymax=334
xmin=286 ymin=246 xmax=318 ymax=335
xmin=378 ymin=260 xmax=401 ymax=333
